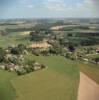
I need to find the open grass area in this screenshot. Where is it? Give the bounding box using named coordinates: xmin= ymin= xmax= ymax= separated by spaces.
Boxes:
xmin=79 ymin=62 xmax=99 ymax=84
xmin=11 ymin=55 xmax=79 ymax=100
xmin=0 ymin=70 xmax=17 ymax=100
xmin=24 ymin=55 xmax=79 ymax=79
xmin=0 ymin=31 xmax=79 ymax=100
xmin=0 ymin=32 xmax=31 ymax=47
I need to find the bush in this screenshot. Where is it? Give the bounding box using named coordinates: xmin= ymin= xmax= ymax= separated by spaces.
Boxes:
xmin=24 ymin=66 xmax=33 ymax=73
xmin=16 ymin=68 xmax=27 ymax=75
xmin=41 ymin=64 xmax=46 ymax=69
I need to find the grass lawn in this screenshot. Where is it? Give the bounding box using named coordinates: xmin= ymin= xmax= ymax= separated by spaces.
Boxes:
xmin=0 ymin=70 xmax=17 ymax=100
xmin=11 ymin=55 xmax=79 ymax=100
xmin=79 ymin=62 xmax=99 ymax=84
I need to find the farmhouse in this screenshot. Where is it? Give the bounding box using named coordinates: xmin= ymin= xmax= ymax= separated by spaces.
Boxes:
xmin=33 ymin=62 xmax=41 ymax=70
xmin=5 ymin=63 xmax=15 ymax=71
xmin=0 ymin=65 xmax=5 ymax=70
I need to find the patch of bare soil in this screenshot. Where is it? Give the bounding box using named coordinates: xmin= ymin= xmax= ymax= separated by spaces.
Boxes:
xmin=78 ymin=72 xmax=99 ymax=100
xmin=29 ymin=42 xmax=51 ymax=49
xmin=50 ymin=25 xmax=66 ymax=30
xmin=21 ymin=31 xmax=30 ymax=35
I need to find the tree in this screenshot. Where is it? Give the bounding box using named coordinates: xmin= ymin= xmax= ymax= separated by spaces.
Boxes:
xmin=68 ymin=45 xmax=75 ymax=52
xmin=18 ymin=44 xmax=26 ymax=54
xmin=66 ymin=52 xmax=71 ymax=58
xmin=41 ymin=64 xmax=46 ymax=69
xmin=0 ymin=47 xmax=5 ymax=62
xmin=67 ymin=33 xmax=72 ymax=37
xmin=16 ymin=68 xmax=27 ymax=75
xmin=24 ymin=66 xmax=33 ymax=73
xmin=29 ymin=31 xmax=44 ymax=42
xmin=11 ymin=47 xmax=20 ymax=55
xmin=94 ymin=57 xmax=99 ymax=64
xmin=0 ymin=30 xmax=7 ymax=36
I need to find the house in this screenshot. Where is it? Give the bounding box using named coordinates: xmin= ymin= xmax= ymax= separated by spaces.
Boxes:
xmin=4 ymin=63 xmax=16 ymax=71
xmin=0 ymin=65 xmax=5 ymax=70
xmin=19 ymin=55 xmax=24 ymax=61
xmin=83 ymin=58 xmax=89 ymax=62
xmin=33 ymin=62 xmax=42 ymax=71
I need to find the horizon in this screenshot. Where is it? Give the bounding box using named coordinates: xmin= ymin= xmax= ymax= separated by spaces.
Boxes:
xmin=0 ymin=17 xmax=99 ymax=20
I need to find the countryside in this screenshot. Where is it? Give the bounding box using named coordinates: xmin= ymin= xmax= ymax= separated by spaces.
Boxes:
xmin=0 ymin=0 xmax=99 ymax=100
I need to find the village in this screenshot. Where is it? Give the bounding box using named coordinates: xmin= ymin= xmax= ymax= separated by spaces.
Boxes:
xmin=0 ymin=29 xmax=99 ymax=76
xmin=0 ymin=35 xmax=99 ymax=76
xmin=0 ymin=43 xmax=47 ymax=75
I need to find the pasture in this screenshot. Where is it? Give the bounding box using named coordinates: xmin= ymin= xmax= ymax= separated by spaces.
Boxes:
xmin=0 ymin=32 xmax=31 ymax=47
xmin=11 ymin=55 xmax=79 ymax=100
xmin=0 ymin=70 xmax=17 ymax=100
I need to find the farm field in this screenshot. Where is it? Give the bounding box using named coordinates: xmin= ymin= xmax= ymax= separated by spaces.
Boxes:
xmin=0 ymin=18 xmax=99 ymax=100
xmin=0 ymin=32 xmax=31 ymax=47
xmin=11 ymin=55 xmax=79 ymax=100
xmin=79 ymin=62 xmax=99 ymax=84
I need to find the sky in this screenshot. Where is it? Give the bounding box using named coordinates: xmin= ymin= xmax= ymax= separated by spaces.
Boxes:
xmin=0 ymin=0 xmax=99 ymax=19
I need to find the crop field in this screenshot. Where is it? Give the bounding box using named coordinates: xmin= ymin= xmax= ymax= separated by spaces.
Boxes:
xmin=0 ymin=32 xmax=31 ymax=47
xmin=79 ymin=62 xmax=99 ymax=84
xmin=0 ymin=19 xmax=99 ymax=100
xmin=11 ymin=55 xmax=79 ymax=100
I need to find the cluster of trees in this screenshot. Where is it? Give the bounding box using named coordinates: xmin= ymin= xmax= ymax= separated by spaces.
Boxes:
xmin=0 ymin=44 xmax=26 ymax=63
xmin=0 ymin=48 xmax=5 ymax=62
xmin=29 ymin=30 xmax=53 ymax=42
xmin=94 ymin=57 xmax=99 ymax=64
xmin=80 ymin=38 xmax=98 ymax=46
xmin=16 ymin=62 xmax=46 ymax=76
xmin=29 ymin=31 xmax=44 ymax=42
xmin=10 ymin=44 xmax=26 ymax=55
xmin=0 ymin=30 xmax=7 ymax=36
xmin=0 ymin=44 xmax=46 ymax=76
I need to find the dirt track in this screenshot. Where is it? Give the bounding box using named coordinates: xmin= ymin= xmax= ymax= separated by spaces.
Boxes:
xmin=78 ymin=72 xmax=99 ymax=100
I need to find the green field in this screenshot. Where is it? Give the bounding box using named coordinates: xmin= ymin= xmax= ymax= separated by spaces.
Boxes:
xmin=0 ymin=32 xmax=31 ymax=47
xmin=0 ymin=20 xmax=99 ymax=100
xmin=0 ymin=70 xmax=17 ymax=100
xmin=0 ymin=32 xmax=79 ymax=100
xmin=0 ymin=53 xmax=99 ymax=100
xmin=11 ymin=55 xmax=79 ymax=100
xmin=1 ymin=30 xmax=99 ymax=100
xmin=79 ymin=62 xmax=99 ymax=84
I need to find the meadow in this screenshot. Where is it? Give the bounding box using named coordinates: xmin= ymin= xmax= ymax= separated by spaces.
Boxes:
xmin=0 ymin=23 xmax=99 ymax=100
xmin=0 ymin=32 xmax=31 ymax=47
xmin=0 ymin=70 xmax=17 ymax=100
xmin=11 ymin=55 xmax=79 ymax=100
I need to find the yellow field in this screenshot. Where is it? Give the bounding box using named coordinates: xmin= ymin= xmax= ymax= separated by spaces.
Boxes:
xmin=20 ymin=31 xmax=30 ymax=36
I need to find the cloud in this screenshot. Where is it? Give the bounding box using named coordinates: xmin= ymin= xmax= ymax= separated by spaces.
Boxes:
xmin=44 ymin=0 xmax=67 ymax=11
xmin=0 ymin=0 xmax=99 ymax=18
xmin=27 ymin=5 xmax=34 ymax=8
xmin=42 ymin=0 xmax=99 ymax=18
